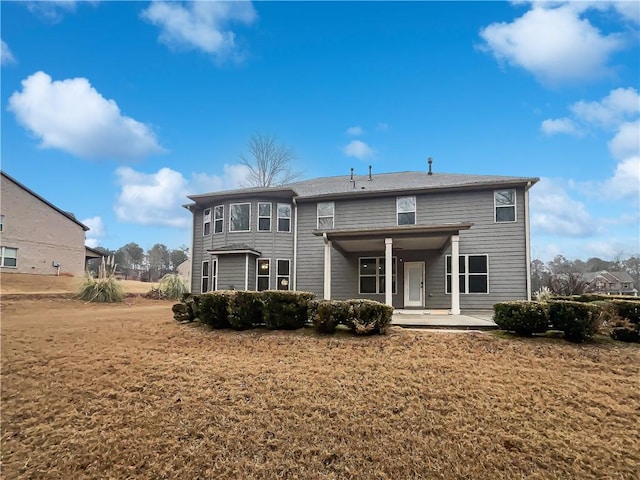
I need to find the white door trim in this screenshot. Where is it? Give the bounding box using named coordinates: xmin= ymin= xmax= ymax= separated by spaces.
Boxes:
xmin=404 ymin=261 xmax=425 ymax=308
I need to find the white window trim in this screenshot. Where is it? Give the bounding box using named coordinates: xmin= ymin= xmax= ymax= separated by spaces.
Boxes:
xmin=396 ymin=196 xmax=416 ymax=226
xmin=276 ymin=258 xmax=291 ymax=290
xmin=211 ymin=258 xmax=218 ymax=291
xmin=277 ymin=203 xmax=292 ymax=233
xmin=317 ymin=201 xmax=335 ymax=229
xmin=1 ymin=246 xmax=18 ymax=268
xmin=358 ymin=256 xmax=397 ymax=295
xmin=229 ymin=202 xmax=251 ymax=232
xmin=0 ymin=215 xmax=4 ymax=232
xmin=258 ymin=202 xmax=272 ymax=232
xmin=445 ymin=254 xmax=490 ymax=295
xmin=494 ymin=189 xmax=517 ymax=223
xmin=214 ymin=205 xmax=224 ymax=234
xmin=256 ymin=258 xmax=271 ymax=291
xmin=201 ymin=260 xmax=210 ymax=293
xmin=203 ymin=208 xmax=212 ymax=236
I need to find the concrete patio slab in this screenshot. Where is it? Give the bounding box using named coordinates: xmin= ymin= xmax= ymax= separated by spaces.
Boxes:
xmin=392 ymin=311 xmax=497 ymax=329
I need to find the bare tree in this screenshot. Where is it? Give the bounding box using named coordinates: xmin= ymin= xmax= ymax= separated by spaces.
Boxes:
xmin=240 ymin=134 xmax=301 ymax=187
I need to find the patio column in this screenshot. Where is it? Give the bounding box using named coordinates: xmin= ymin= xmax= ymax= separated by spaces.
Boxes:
xmin=385 ymin=237 xmax=393 ymax=306
xmin=451 ymin=234 xmax=461 ymax=315
xmin=323 ymin=233 xmax=332 ymax=300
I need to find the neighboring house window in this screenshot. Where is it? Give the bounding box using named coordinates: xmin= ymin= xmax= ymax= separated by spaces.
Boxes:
xmin=0 ymin=215 xmax=4 ymax=232
xmin=494 ymin=190 xmax=516 ymax=222
xmin=1 ymin=247 xmax=17 ymax=267
xmin=230 ymin=203 xmax=251 ymax=232
xmin=214 ymin=205 xmax=224 ymax=234
xmin=317 ymin=202 xmax=335 ymax=229
xmin=277 ymin=259 xmax=290 ymax=290
xmin=277 ymin=203 xmax=291 ymax=232
xmin=446 ymin=255 xmax=489 ymax=294
xmin=203 ymin=209 xmax=212 ymax=236
xmin=257 ymin=259 xmax=270 ymax=291
xmin=258 ymin=202 xmax=272 ymax=231
xmin=201 ymin=261 xmax=209 ymax=292
xmin=359 ymin=257 xmax=397 ymax=294
xmin=397 ymin=196 xmax=416 ymax=225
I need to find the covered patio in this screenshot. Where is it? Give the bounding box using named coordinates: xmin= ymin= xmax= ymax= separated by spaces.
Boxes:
xmin=313 ymin=223 xmax=473 ymax=314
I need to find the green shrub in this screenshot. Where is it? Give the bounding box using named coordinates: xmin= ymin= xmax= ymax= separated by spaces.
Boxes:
xmin=77 ymin=275 xmax=124 ymax=303
xmin=548 ymin=300 xmax=601 ymax=342
xmin=158 ymin=274 xmax=189 ymax=300
xmin=493 ymin=301 xmax=549 ymax=336
xmin=261 ymin=291 xmax=315 ymax=330
xmin=199 ymin=291 xmax=233 ymax=328
xmin=309 ymin=300 xmax=351 ymax=333
xmin=227 ymin=291 xmax=263 ymax=330
xmin=343 ymin=299 xmax=394 ymax=335
xmin=606 ymin=300 xmax=640 ymax=342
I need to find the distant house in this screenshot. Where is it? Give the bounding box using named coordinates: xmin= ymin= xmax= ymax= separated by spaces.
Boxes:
xmin=176 ymin=259 xmax=191 ymax=283
xmin=0 ymin=171 xmax=91 ymax=276
xmin=582 ymin=270 xmax=638 ymax=296
xmin=185 ymin=168 xmax=538 ymax=313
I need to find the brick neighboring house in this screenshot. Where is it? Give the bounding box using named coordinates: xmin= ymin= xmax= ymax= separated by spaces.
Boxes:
xmin=0 ymin=171 xmax=91 ymax=276
xmin=185 ymin=168 xmax=538 ymax=313
xmin=582 ymin=270 xmax=638 ymax=296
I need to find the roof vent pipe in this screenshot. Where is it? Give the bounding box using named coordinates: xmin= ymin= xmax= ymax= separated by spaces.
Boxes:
xmin=350 ymin=167 xmax=354 ymax=181
xmin=368 ymin=165 xmax=372 ymax=181
xmin=427 ymin=157 xmax=433 ymax=176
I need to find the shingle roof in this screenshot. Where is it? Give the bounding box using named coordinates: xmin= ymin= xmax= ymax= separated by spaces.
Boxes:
xmin=287 ymin=171 xmax=538 ymax=199
xmin=581 ymin=270 xmax=635 ymax=284
xmin=186 ymin=171 xmax=539 ymax=205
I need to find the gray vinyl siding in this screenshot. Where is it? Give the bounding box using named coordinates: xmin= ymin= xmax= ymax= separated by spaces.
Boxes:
xmin=218 ymin=255 xmax=247 ymax=291
xmin=296 ymin=187 xmax=528 ymax=309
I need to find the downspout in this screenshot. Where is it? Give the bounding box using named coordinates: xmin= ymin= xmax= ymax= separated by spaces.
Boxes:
xmin=524 ymin=182 xmax=532 ymax=301
xmin=189 ymin=206 xmax=195 ymax=293
xmin=245 ymin=253 xmax=249 ymax=291
xmin=293 ymin=197 xmax=298 ymax=291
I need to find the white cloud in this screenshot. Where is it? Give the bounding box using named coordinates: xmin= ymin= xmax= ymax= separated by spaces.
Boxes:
xmin=479 ymin=3 xmax=624 ymax=84
xmin=8 ymin=71 xmax=164 ymax=160
xmin=602 ymin=156 xmax=640 ymax=199
xmin=141 ymin=1 xmax=257 ymax=58
xmin=541 ymin=117 xmax=581 ymax=136
xmin=81 ymin=216 xmax=105 ymax=247
xmin=346 ymin=126 xmax=363 ymax=136
xmin=608 ymin=120 xmax=640 ymax=161
xmin=530 ymin=178 xmax=598 ymax=237
xmin=1 ymin=39 xmax=15 ymax=65
xmin=343 ymin=140 xmax=374 ymax=160
xmin=114 ymin=164 xmax=249 ymax=228
xmin=571 ymin=88 xmax=640 ymax=128
xmin=376 ymin=123 xmax=389 ymax=131
xmin=26 ymin=1 xmax=78 ymax=22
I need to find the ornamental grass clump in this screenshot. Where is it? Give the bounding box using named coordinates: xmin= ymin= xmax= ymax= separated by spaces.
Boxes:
xmin=77 ymin=256 xmax=124 ymax=303
xmin=158 ymin=274 xmax=189 ymax=300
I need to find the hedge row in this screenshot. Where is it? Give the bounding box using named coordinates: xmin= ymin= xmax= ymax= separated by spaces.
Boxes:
xmin=173 ymin=291 xmax=393 ymax=336
xmin=493 ymin=298 xmax=639 ymax=342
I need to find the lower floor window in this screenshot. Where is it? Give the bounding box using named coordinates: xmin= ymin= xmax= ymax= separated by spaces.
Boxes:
xmin=201 ymin=260 xmax=210 ymax=293
xmin=1 ymin=247 xmax=17 ymax=267
xmin=359 ymin=257 xmax=397 ymax=294
xmin=277 ymin=259 xmax=290 ymax=290
xmin=446 ymin=254 xmax=488 ymax=294
xmin=257 ymin=258 xmax=270 ymax=291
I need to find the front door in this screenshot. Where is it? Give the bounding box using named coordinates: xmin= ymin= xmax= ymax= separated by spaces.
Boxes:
xmin=404 ymin=262 xmax=424 ymax=308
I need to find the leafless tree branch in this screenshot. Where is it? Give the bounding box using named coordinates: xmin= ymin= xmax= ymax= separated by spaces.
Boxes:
xmin=239 ymin=134 xmax=302 ymax=187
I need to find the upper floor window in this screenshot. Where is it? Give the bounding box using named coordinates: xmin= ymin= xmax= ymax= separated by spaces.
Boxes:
xmin=397 ymin=196 xmax=416 ymax=225
xmin=277 ymin=203 xmax=291 ymax=232
xmin=257 ymin=258 xmax=270 ymax=291
xmin=258 ymin=202 xmax=272 ymax=231
xmin=0 ymin=215 xmax=4 ymax=232
xmin=317 ymin=202 xmax=335 ymax=229
xmin=214 ymin=205 xmax=224 ymax=234
xmin=230 ymin=203 xmax=250 ymax=232
xmin=446 ymin=254 xmax=489 ymax=294
xmin=494 ymin=190 xmax=516 ymax=222
xmin=203 ymin=209 xmax=212 ymax=236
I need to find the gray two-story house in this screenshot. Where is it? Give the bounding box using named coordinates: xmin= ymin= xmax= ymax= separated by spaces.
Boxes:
xmin=186 ymin=168 xmax=538 ymax=313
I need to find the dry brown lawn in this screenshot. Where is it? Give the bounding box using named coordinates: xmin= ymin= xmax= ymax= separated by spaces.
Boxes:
xmin=1 ymin=297 xmax=639 ymax=479
xmin=0 ymin=272 xmax=157 ymax=295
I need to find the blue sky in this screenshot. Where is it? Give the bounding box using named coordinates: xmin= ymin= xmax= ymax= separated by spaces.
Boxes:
xmin=1 ymin=0 xmax=638 ymax=261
